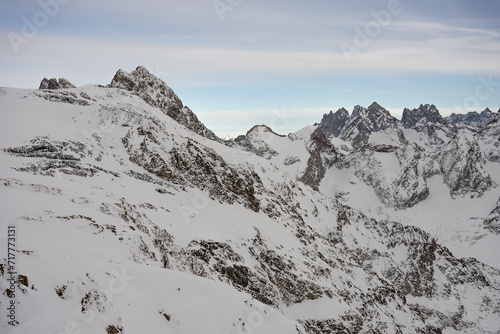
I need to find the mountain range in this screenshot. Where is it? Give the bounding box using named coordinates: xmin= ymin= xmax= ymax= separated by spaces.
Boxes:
xmin=1 ymin=66 xmax=499 ymax=333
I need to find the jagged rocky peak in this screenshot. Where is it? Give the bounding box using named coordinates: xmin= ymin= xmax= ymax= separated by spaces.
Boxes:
xmin=339 ymin=102 xmax=400 ymax=147
xmin=401 ymin=104 xmax=445 ymax=128
xmin=365 ymin=102 xmax=398 ymax=128
xmin=110 ymin=66 xmax=220 ymax=142
xmin=318 ymin=102 xmax=402 ymax=148
xmin=401 ymin=104 xmax=456 ymax=145
xmin=319 ymin=107 xmax=349 ymax=138
xmin=39 ymin=77 xmax=76 ymax=90
xmin=346 ymin=102 xmax=398 ymax=130
xmin=447 ymin=108 xmax=495 ymax=127
xmin=350 ymin=104 xmax=365 ymax=118
xmin=110 ymin=66 xmax=177 ymax=99
xmin=110 ymin=66 xmax=182 ymax=110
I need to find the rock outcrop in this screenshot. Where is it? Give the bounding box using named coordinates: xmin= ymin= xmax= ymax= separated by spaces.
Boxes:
xmin=110 ymin=66 xmax=220 ymax=142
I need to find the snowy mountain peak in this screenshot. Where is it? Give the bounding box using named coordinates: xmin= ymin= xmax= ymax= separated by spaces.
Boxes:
xmin=320 ymin=103 xmax=399 ymax=148
xmin=367 ymin=101 xmax=388 ymax=113
xmin=222 ymin=134 xmax=236 ymax=141
xmin=245 ymin=124 xmax=285 ymax=138
xmin=110 ymin=66 xmax=220 ymax=142
xmin=366 ymin=101 xmax=397 ymax=123
xmin=401 ymin=103 xmax=445 ymax=128
xmin=339 ymin=103 xmax=399 ymax=147
xmin=229 ymin=124 xmax=287 ymax=159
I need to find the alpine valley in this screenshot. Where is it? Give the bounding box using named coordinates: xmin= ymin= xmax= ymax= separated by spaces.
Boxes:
xmin=1 ymin=66 xmax=499 ymax=333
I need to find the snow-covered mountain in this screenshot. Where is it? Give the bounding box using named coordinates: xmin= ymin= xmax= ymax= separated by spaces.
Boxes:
xmin=1 ymin=67 xmax=500 ymax=333
xmin=446 ymin=108 xmax=495 ymax=128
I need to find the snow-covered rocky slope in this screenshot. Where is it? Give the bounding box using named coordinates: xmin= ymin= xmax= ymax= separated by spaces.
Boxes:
xmin=1 ymin=67 xmax=499 ymax=333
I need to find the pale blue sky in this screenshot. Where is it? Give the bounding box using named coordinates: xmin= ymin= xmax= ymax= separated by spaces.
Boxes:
xmin=1 ymin=0 xmax=499 ymax=136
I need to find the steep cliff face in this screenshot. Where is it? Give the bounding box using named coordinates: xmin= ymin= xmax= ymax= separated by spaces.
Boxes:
xmin=477 ymin=113 xmax=500 ymax=162
xmin=299 ymin=127 xmax=341 ymax=190
xmin=342 ymin=143 xmax=432 ymax=210
xmin=319 ymin=108 xmax=349 ymax=138
xmin=439 ymin=130 xmax=494 ymax=198
xmin=484 ymin=198 xmax=500 ymax=234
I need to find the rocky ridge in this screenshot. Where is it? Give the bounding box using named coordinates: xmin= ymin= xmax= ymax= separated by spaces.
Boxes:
xmin=306 ymin=103 xmax=499 ymax=208
xmin=447 ymin=108 xmax=495 ymax=127
xmin=110 ymin=66 xmax=220 ymax=142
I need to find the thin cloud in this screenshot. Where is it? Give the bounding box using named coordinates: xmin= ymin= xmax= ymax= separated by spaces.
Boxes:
xmin=391 ymin=21 xmax=500 ymax=38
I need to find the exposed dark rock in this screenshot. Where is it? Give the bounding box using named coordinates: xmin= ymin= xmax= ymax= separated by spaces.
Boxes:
xmin=402 ymin=104 xmax=446 ymax=128
xmin=318 ymin=102 xmax=402 ymax=148
xmin=439 ymin=131 xmax=493 ymax=198
xmin=373 ymin=144 xmax=397 ymax=153
xmin=484 ymin=198 xmax=500 ymax=234
xmin=230 ymin=125 xmax=282 ymax=159
xmin=339 ymin=102 xmax=401 ymax=148
xmin=477 ymin=113 xmax=500 ymax=162
xmin=34 ymin=90 xmax=90 ymax=105
xmin=39 ymin=78 xmax=60 ymax=90
xmin=299 ymin=127 xmax=340 ymax=190
xmin=58 ymin=78 xmax=76 ymax=89
xmin=447 ymin=108 xmax=495 ymax=127
xmin=39 ymin=77 xmax=76 ymax=90
xmin=106 ymin=325 xmax=123 ymax=334
xmin=402 ymin=104 xmax=455 ymax=145
xmin=18 ymin=275 xmax=28 ymax=287
xmin=320 ymin=108 xmax=350 ymax=138
xmin=110 ymin=66 xmax=220 ymax=142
